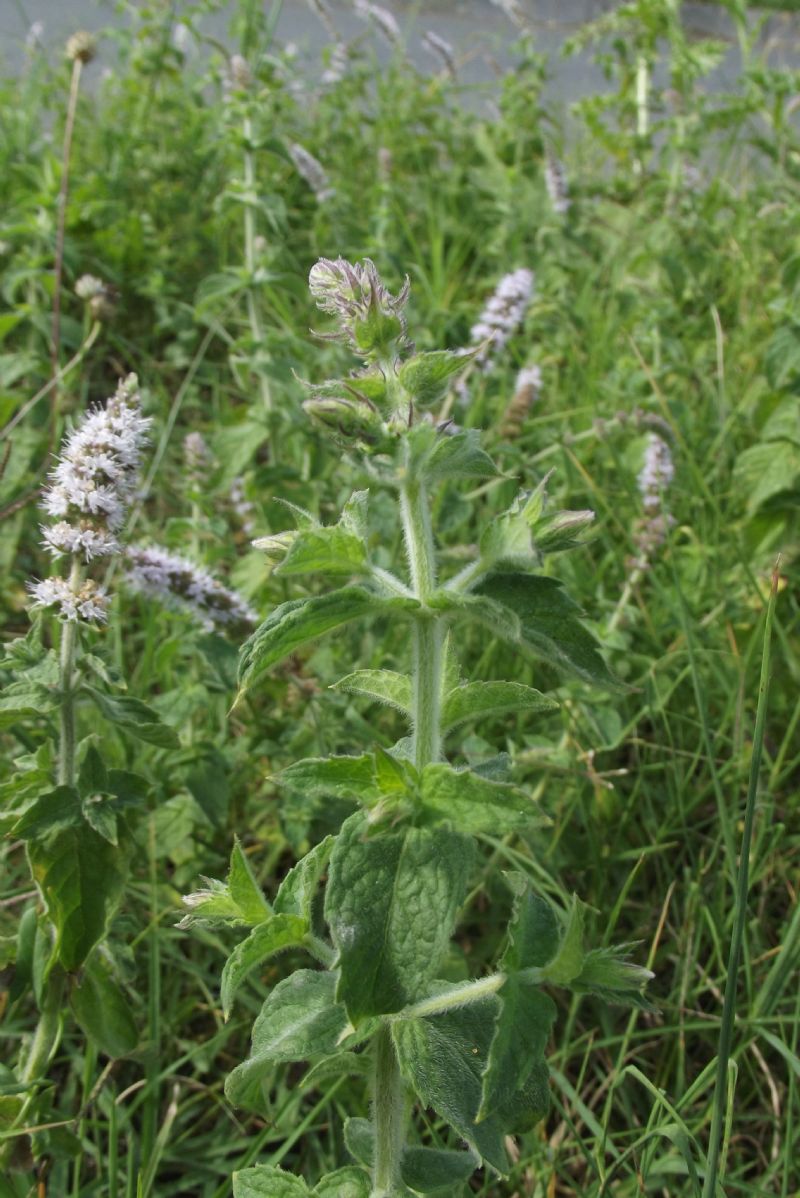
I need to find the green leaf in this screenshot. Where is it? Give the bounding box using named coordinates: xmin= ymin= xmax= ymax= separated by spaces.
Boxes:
xmin=541 ymin=895 xmax=586 ymax=985
xmin=313 ymin=1167 xmax=370 ymax=1198
xmin=343 ymin=1116 xmax=374 ymax=1166
xmin=428 ymin=590 xmax=521 ymax=642
xmin=70 ymin=954 xmax=138 ymax=1058
xmin=11 ymin=786 xmax=83 ymax=840
xmin=78 ymin=746 xmax=108 ymax=797
xmin=425 ymin=429 xmax=499 ymax=481
xmin=279 ymin=755 xmax=377 ymax=803
xmin=401 ymin=1146 xmax=480 ymax=1192
xmin=494 ymin=1060 xmax=552 ymax=1133
xmin=392 ymin=995 xmax=509 ymax=1172
xmin=570 ymin=945 xmax=655 ymax=1009
xmin=229 ymin=839 xmax=274 ymax=925
xmin=179 ymin=839 xmax=272 ymax=930
xmin=27 ymin=826 xmax=129 ymax=971
xmin=83 ymin=686 xmax=180 ymax=747
xmin=500 ymin=879 xmax=560 ymax=973
xmin=233 ymin=1166 xmax=311 ymax=1197
xmin=331 ymin=669 xmax=412 ymax=717
xmin=325 ymin=813 xmax=473 ymax=1023
xmin=478 ymin=978 xmax=554 ymax=1121
xmin=418 ymin=764 xmax=549 ymax=835
xmin=221 ymin=915 xmax=308 ymax=1018
xmin=225 ymin=971 xmax=349 ymax=1109
xmin=476 ymin=573 xmax=624 ymax=691
xmin=277 ymin=528 xmax=367 ymax=578
xmin=397 ymin=349 xmax=479 ymax=406
xmin=734 ymin=440 xmax=800 ymax=513
xmin=274 ymin=836 xmax=335 ymax=919
xmin=237 ymin=588 xmax=418 ymax=699
xmin=441 ymin=681 xmax=557 ymax=732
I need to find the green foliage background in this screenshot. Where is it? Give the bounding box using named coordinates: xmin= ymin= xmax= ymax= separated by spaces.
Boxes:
xmin=1 ymin=0 xmax=798 ymax=1194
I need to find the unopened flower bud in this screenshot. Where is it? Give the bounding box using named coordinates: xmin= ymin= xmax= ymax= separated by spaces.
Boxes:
xmin=309 ymin=257 xmax=410 ymax=359
xmin=251 ymin=531 xmax=296 ymax=563
xmin=66 ymin=31 xmax=97 ymax=63
xmin=303 ymin=395 xmax=385 ymax=446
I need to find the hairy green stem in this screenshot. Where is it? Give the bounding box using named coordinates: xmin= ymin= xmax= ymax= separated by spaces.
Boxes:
xmin=57 ymin=561 xmax=82 ymax=787
xmin=242 ymin=111 xmax=272 ymax=415
xmin=400 ymin=474 xmax=443 ymax=769
xmin=371 ymin=1024 xmax=406 ymax=1198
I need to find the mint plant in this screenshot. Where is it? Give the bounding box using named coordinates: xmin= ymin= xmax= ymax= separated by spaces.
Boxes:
xmin=188 ymin=256 xmax=653 ymax=1197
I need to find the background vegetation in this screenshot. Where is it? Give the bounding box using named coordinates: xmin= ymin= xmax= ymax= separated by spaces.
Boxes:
xmin=1 ymin=0 xmax=798 ymax=1194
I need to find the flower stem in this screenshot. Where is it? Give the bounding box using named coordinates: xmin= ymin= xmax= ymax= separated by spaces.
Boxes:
xmin=400 ymin=474 xmax=443 ymax=769
xmin=371 ymin=1024 xmax=406 ymax=1198
xmin=242 ymin=111 xmax=272 ymax=416
xmin=57 ymin=561 xmax=82 ymax=787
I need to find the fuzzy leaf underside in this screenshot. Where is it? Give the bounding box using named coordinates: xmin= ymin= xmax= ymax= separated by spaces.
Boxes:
xmin=221 ymin=915 xmax=309 ymax=1018
xmin=478 ymin=978 xmax=555 ymax=1120
xmin=274 ymin=836 xmax=334 ymax=919
xmin=225 ymin=970 xmax=348 ymax=1109
xmin=401 ymin=1145 xmax=481 ymax=1192
xmin=313 ymin=1166 xmax=370 ymax=1197
xmin=441 ymin=680 xmax=557 ymax=732
xmin=233 ymin=1167 xmax=310 ymax=1197
xmin=331 ymin=669 xmax=413 ymax=717
xmin=278 ymin=754 xmax=377 ymax=803
xmin=419 ymin=764 xmax=549 ymax=834
xmin=392 ymin=996 xmax=509 ymax=1172
xmin=325 ymin=813 xmax=473 ymax=1024
xmin=238 ymin=588 xmax=418 ymax=697
xmin=500 ymin=878 xmax=561 ymax=973
xmin=428 ymin=590 xmax=521 ymax=642
xmin=476 ymin=573 xmax=624 ymax=690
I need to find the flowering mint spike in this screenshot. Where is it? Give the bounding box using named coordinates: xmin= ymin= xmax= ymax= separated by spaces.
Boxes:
xmin=125 ymin=545 xmax=257 ymax=633
xmin=288 ymin=143 xmax=335 ymax=203
xmin=308 ymin=257 xmax=410 ymax=360
xmin=28 ymin=576 xmax=109 ymax=624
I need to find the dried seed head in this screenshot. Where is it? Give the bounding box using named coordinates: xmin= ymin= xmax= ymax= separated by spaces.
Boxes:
xmin=65 ymin=31 xmax=97 ymax=64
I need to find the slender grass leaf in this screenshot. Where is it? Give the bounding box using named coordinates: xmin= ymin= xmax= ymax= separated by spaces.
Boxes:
xmin=325 ymin=813 xmax=473 ymax=1023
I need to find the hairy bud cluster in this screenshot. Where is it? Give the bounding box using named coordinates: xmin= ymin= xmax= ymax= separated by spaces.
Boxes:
xmin=309 ymin=257 xmax=410 ymax=357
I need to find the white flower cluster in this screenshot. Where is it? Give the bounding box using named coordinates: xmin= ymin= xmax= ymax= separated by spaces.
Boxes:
xmin=40 ymin=374 xmax=150 ymax=557
xmin=632 ymin=433 xmax=675 ymax=568
xmin=470 ymin=268 xmax=535 ymax=369
xmin=29 ymin=374 xmax=150 ymax=624
xmin=544 ymin=150 xmax=571 ymax=215
xmin=638 ymin=434 xmax=675 ymax=510
xmin=422 ymin=30 xmax=455 ymax=75
xmin=28 ymin=576 xmax=109 ymax=624
xmin=183 ymin=431 xmax=213 ymax=480
xmin=126 ymin=545 xmax=257 ymax=633
xmin=354 ymin=0 xmax=401 ymax=47
xmin=289 ymin=143 xmax=335 ymax=203
xmin=229 ymin=478 xmax=256 ymax=536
